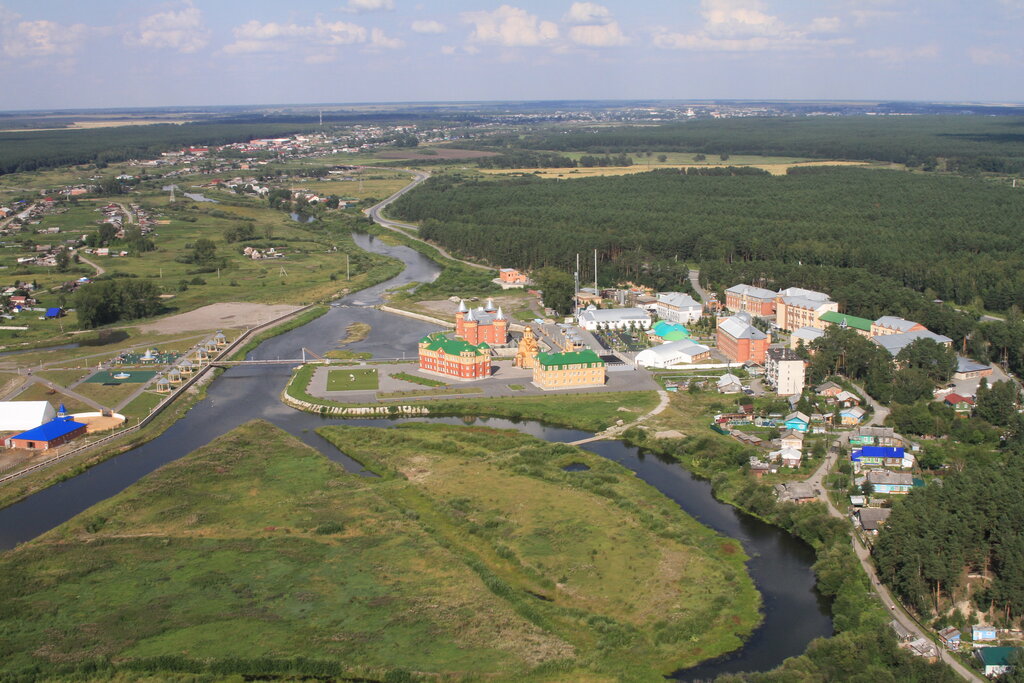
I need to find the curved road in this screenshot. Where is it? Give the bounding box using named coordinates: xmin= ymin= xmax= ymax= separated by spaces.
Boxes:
xmin=688 ymin=268 xmax=714 ymax=305
xmin=364 ymin=169 xmax=492 ymax=272
xmin=804 ymin=385 xmax=980 ymax=682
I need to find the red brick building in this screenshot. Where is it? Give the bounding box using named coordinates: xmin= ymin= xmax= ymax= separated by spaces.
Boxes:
xmin=455 ymin=299 xmax=508 ymax=346
xmin=716 ymin=312 xmax=771 ymax=364
xmin=418 ymin=333 xmax=492 ymax=380
xmin=725 ymin=284 xmax=776 ymax=317
xmin=499 ymin=268 xmax=528 ymax=284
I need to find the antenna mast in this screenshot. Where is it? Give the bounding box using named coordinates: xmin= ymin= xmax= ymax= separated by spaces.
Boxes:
xmin=594 ymin=248 xmax=598 ymax=293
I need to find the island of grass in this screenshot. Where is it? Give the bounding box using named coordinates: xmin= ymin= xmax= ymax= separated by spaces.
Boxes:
xmin=0 ymin=420 xmax=760 ymax=681
xmin=325 ymin=367 xmax=378 ymax=391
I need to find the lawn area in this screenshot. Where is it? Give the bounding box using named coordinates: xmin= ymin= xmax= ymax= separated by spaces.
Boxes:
xmin=0 ymin=420 xmax=760 ymax=680
xmin=326 ymin=367 xmax=378 ymax=391
xmin=120 ymin=391 xmax=165 ymax=420
xmin=73 ymin=381 xmax=146 ymax=409
xmin=10 ymin=383 xmax=91 ymax=413
xmin=33 ymin=369 xmax=91 ymax=387
xmin=428 ymin=391 xmax=660 ymax=432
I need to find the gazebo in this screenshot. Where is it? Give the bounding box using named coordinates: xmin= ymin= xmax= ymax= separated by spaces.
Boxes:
xmin=167 ymin=368 xmax=182 ymax=384
xmin=178 ymin=359 xmax=195 ymax=375
xmin=213 ymin=331 xmax=227 ymax=347
xmin=154 ymin=377 xmax=171 ymax=393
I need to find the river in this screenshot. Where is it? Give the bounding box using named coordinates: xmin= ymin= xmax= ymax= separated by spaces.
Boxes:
xmin=0 ymin=232 xmax=831 ymax=679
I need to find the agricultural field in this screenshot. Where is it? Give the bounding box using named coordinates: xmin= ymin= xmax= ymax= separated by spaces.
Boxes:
xmin=326 ymin=367 xmax=379 ymax=391
xmin=0 ymin=420 xmax=759 ymax=680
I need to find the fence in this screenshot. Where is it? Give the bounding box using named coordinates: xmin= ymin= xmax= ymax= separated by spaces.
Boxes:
xmin=0 ymin=304 xmax=315 ymax=486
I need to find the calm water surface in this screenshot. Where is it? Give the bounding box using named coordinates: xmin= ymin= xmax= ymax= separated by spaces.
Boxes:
xmin=0 ymin=233 xmax=831 ymax=678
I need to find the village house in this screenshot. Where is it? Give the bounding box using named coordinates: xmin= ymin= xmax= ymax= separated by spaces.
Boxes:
xmin=944 ymin=393 xmax=975 ymax=414
xmin=498 ymin=268 xmax=528 ymax=285
xmin=769 ymin=447 xmax=802 ymax=468
xmin=851 ymin=446 xmax=911 ymax=469
xmin=725 ymin=283 xmax=776 ymax=316
xmin=716 ymin=311 xmax=770 ymax=363
xmin=856 ymin=507 xmax=892 ymax=534
xmin=779 ymin=429 xmax=804 ymax=451
xmin=840 ymin=406 xmax=867 ymax=425
xmin=417 ymin=333 xmax=492 ymax=380
xmin=938 ymin=627 xmax=961 ymax=650
xmin=775 ymin=481 xmax=817 ymax=504
xmin=532 ymin=349 xmax=606 ymax=390
xmin=764 ymin=347 xmax=806 ymax=396
xmin=973 ymin=626 xmax=998 ymax=642
xmin=717 ymin=373 xmax=743 ymax=394
xmin=455 ymin=299 xmax=509 ymax=346
xmin=976 ymin=647 xmax=1021 ymax=677
xmin=656 ymin=292 xmax=703 ymax=324
xmin=774 ymin=288 xmax=838 ymax=331
xmin=849 ymin=426 xmax=903 ymax=448
xmin=866 ymin=469 xmax=915 ymax=494
xmin=785 ymin=411 xmax=810 ymax=433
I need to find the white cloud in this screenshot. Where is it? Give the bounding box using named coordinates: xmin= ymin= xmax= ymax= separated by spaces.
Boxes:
xmin=462 ymin=5 xmax=558 ymax=47
xmin=654 ymin=0 xmax=847 ymax=52
xmin=223 ymin=18 xmax=367 ymax=54
xmin=411 ymin=19 xmax=445 ymax=34
xmin=969 ymin=46 xmax=1015 ymax=66
xmin=2 ymin=16 xmax=90 ymax=58
xmin=343 ymin=0 xmax=394 ymax=13
xmin=860 ymin=44 xmax=938 ymax=62
xmin=568 ymin=21 xmax=628 ymax=47
xmin=125 ymin=3 xmax=210 ymax=54
xmin=564 ymin=2 xmax=613 ymax=24
xmin=370 ymin=27 xmax=404 ymax=48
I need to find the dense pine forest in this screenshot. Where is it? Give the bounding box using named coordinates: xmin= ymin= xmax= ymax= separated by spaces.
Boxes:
xmin=390 ymin=167 xmax=1024 ymax=310
xmin=492 ymin=116 xmax=1024 ymax=174
xmin=874 ymin=459 xmax=1024 ymax=627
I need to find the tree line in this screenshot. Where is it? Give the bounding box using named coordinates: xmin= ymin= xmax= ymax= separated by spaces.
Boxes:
xmin=390 ymin=168 xmax=1024 ymax=311
xmin=490 ymin=115 xmax=1024 ymax=174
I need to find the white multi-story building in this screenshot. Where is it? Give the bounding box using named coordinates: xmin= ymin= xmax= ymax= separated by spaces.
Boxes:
xmin=577 ymin=306 xmax=652 ymax=331
xmin=655 ymin=292 xmax=703 ymax=324
xmin=764 ymin=347 xmax=806 ymax=396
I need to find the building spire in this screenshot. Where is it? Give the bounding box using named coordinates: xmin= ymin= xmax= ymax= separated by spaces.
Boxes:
xmin=458 ymin=299 xmax=467 ymax=313
xmin=496 ymin=306 xmax=505 ymax=320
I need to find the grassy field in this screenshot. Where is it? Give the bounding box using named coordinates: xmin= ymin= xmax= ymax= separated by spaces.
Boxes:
xmin=326 ymin=367 xmax=378 ymax=391
xmin=72 ymin=381 xmax=145 ymax=409
xmin=9 ymin=383 xmax=91 ymax=413
xmin=0 ymin=420 xmax=759 ymax=680
xmin=119 ymin=391 xmax=165 ymax=420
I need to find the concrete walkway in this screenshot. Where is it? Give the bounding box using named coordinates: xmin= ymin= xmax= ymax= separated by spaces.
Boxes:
xmin=688 ymin=268 xmax=714 ymax=305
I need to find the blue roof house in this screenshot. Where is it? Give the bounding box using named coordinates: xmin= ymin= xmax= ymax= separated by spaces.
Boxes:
xmin=852 ymin=446 xmax=906 ymax=468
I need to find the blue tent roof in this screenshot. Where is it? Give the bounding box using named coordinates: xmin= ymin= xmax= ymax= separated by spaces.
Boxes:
xmin=45 ymin=308 xmax=62 ymax=318
xmin=851 ymin=446 xmax=905 ymax=462
xmin=12 ymin=418 xmax=86 ymax=443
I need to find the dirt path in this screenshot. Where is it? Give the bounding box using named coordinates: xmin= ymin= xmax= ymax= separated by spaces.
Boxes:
xmin=76 ymin=252 xmax=105 ymax=277
xmin=568 ymin=389 xmax=670 ymax=445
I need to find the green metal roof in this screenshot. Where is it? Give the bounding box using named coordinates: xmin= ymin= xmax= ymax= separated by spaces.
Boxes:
xmin=820 ymin=311 xmax=873 ymax=332
xmin=420 ymin=333 xmax=489 ymax=357
xmin=537 ymin=349 xmax=605 ymax=368
xmin=977 ymin=646 xmax=1020 ymax=666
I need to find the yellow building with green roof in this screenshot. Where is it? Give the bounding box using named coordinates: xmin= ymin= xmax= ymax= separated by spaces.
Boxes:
xmin=533 ymin=349 xmax=606 ymax=390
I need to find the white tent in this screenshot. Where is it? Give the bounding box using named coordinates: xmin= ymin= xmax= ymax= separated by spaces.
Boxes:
xmin=0 ymin=401 xmax=56 ymax=431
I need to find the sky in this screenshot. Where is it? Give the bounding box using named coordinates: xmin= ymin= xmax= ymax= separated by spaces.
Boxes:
xmin=0 ymin=1 xmax=1021 ymax=110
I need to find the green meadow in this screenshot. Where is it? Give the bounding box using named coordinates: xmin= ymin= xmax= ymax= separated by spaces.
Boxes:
xmin=0 ymin=420 xmax=760 ymax=681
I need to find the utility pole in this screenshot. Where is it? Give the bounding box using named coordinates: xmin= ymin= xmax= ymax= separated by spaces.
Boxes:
xmin=594 ymin=248 xmax=598 ymax=294
xmin=574 ymin=253 xmax=580 ymax=317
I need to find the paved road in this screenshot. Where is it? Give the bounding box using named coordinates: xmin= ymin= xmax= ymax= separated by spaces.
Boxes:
xmin=802 ymin=386 xmax=981 ymax=682
xmin=364 ymin=169 xmax=492 ymax=272
xmin=688 ymin=268 xmax=714 ymax=305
